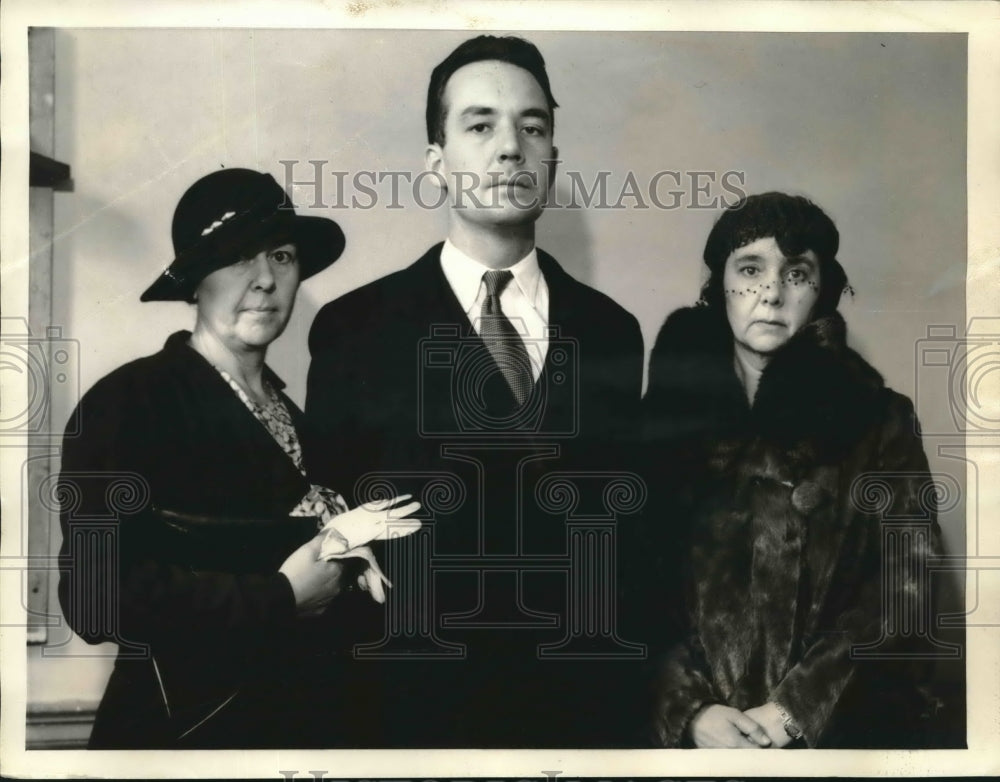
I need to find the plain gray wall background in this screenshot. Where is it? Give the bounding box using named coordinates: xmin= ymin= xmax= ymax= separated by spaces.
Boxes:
xmin=33 ymin=28 xmax=966 ymax=709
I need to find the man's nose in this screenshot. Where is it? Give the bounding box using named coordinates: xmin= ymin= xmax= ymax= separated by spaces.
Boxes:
xmin=495 ymin=123 xmax=523 ymax=162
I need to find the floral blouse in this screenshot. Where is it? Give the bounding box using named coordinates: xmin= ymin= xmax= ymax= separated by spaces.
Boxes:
xmin=217 ymin=369 xmax=349 ymax=526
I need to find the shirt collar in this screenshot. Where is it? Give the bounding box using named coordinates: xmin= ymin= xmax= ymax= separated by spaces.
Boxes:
xmin=440 ymin=239 xmax=542 ymax=315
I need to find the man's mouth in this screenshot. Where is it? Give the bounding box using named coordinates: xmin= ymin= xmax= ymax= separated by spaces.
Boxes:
xmin=490 ymin=176 xmax=533 ymax=189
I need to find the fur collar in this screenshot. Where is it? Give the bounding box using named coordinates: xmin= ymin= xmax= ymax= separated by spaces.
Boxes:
xmin=650 ymin=306 xmax=887 ymax=464
xmin=754 ymin=310 xmax=885 ymax=465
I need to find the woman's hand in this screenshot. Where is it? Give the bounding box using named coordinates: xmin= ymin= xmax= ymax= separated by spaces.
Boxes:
xmin=279 ymin=534 xmax=345 ymax=617
xmin=689 ymin=704 xmax=772 ymax=748
xmin=742 ymin=703 xmax=794 ymax=748
xmin=320 ymin=494 xmax=422 ymax=556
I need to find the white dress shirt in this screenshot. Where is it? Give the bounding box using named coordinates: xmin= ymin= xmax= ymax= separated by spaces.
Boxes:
xmin=439 ymin=239 xmax=550 ymax=381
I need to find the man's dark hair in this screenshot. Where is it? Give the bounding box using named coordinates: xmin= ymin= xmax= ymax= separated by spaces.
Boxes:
xmin=699 ymin=191 xmax=849 ymax=318
xmin=426 ymin=35 xmax=559 ymax=146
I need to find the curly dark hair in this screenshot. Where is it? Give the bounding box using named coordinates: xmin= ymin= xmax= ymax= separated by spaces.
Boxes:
xmin=426 ymin=35 xmax=559 ymax=146
xmin=699 ymin=192 xmax=850 ymax=318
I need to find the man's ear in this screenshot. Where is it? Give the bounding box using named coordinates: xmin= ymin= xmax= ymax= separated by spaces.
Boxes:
xmin=425 ymin=143 xmax=447 ymax=192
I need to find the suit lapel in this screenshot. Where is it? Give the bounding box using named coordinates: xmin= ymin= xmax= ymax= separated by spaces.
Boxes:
xmin=407 ymin=244 xmax=477 ymax=336
xmin=407 ymin=245 xmax=586 ymax=420
xmin=536 ymin=249 xmax=576 ymax=332
xmin=535 ymin=251 xmax=581 ymax=423
xmin=400 ymin=246 xmax=514 ymax=429
xmin=415 ymin=244 xmax=525 ymax=412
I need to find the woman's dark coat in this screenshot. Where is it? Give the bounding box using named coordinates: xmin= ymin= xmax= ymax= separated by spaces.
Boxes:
xmin=642 ymin=307 xmax=942 ymax=748
xmin=57 ymin=332 xmax=351 ymax=748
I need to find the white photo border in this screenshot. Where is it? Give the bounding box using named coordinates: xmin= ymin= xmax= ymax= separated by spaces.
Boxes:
xmin=2 ymin=1 xmax=997 ymax=778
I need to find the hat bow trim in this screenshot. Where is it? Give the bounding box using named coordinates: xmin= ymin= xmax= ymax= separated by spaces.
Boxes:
xmin=199 ymin=211 xmax=237 ymax=237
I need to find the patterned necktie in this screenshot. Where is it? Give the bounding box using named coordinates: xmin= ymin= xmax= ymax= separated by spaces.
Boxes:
xmin=480 ymin=270 xmax=534 ymax=406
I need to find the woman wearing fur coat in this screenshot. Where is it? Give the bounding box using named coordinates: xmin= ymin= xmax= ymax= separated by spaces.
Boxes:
xmin=642 ymin=192 xmax=942 ymax=749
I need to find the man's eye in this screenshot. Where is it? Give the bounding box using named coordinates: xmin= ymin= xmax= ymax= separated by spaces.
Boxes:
xmin=522 ymin=125 xmax=544 ymax=136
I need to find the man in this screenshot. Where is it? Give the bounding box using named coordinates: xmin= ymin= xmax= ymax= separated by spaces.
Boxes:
xmin=306 ymin=35 xmax=644 ymax=747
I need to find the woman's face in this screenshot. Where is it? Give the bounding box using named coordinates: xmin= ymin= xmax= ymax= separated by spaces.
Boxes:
xmin=193 ymin=242 xmax=300 ymax=354
xmin=723 ymin=236 xmax=821 ymax=358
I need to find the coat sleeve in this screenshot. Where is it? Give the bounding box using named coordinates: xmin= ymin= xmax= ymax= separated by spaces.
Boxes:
xmin=304 ymin=298 xmax=372 ymax=496
xmin=649 ymin=632 xmax=721 ymax=747
xmin=572 ymin=298 xmax=644 ymax=457
xmin=602 ymin=309 xmax=644 ymax=449
xmin=645 ymin=486 xmax=725 ymax=747
xmin=769 ymin=393 xmax=941 ymax=746
xmin=57 ymin=375 xmax=297 ymax=650
xmin=641 ymin=312 xmax=724 ymax=747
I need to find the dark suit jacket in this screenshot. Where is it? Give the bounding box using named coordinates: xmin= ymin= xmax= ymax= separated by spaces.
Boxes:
xmin=306 ymin=243 xmax=645 ymax=747
xmin=57 ymin=332 xmax=351 ymax=748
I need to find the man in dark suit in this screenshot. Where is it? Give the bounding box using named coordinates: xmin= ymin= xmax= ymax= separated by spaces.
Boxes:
xmin=306 ymin=35 xmax=645 ymax=747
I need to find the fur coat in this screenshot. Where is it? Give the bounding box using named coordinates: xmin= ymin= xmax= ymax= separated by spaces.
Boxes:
xmin=642 ymin=306 xmax=942 ymax=748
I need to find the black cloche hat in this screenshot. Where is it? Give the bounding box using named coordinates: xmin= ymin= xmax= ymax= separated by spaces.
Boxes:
xmin=141 ymin=168 xmax=345 ymax=302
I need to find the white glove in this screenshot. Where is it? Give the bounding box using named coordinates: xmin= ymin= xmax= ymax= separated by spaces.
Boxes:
xmin=320 ymin=544 xmax=391 ymax=604
xmin=319 ymin=494 xmax=422 ymax=555
xmin=318 ymin=495 xmax=421 ymax=604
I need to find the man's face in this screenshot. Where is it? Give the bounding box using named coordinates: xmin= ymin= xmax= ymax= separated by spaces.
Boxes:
xmin=426 ymin=59 xmax=557 ymax=229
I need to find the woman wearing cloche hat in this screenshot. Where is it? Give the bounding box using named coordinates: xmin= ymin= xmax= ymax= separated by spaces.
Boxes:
xmin=57 ymin=168 xmax=421 ymax=748
xmin=641 ymin=192 xmax=944 ymax=749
